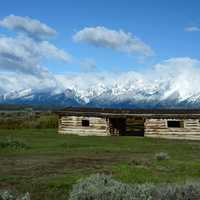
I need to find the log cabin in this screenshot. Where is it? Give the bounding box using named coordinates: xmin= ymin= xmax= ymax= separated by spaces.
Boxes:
xmin=56 ymin=108 xmax=200 ymax=140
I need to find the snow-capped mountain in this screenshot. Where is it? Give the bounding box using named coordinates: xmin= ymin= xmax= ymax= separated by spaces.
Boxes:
xmin=0 ymin=88 xmax=81 ymax=107
xmin=2 ymin=58 xmax=200 ymax=109
xmin=1 ymin=72 xmax=200 ymax=108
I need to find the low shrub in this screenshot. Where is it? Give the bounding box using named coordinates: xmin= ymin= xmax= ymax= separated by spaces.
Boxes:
xmin=0 ymin=190 xmax=30 ymax=200
xmin=69 ymin=174 xmax=153 ymax=200
xmin=155 ymin=152 xmax=170 ymax=161
xmin=152 ymin=182 xmax=200 ymax=200
xmin=0 ymin=138 xmax=30 ymax=150
xmin=69 ymin=174 xmax=200 ymax=200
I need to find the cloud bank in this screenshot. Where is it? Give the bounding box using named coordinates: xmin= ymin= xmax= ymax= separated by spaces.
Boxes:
xmin=73 ymin=26 xmax=154 ymax=56
xmin=152 ymin=57 xmax=200 ymax=100
xmin=1 ymin=57 xmax=200 ymax=104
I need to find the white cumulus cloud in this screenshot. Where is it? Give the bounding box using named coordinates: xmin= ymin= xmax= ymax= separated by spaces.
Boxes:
xmin=0 ymin=15 xmax=72 ymax=77
xmin=0 ymin=35 xmax=71 ymax=77
xmin=39 ymin=41 xmax=72 ymax=63
xmin=73 ymin=26 xmax=154 ymax=56
xmin=0 ymin=15 xmax=57 ymax=40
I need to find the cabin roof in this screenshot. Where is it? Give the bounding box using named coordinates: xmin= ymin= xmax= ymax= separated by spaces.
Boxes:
xmin=56 ymin=107 xmax=200 ymax=119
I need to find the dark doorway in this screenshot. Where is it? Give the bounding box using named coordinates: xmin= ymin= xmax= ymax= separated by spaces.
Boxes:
xmin=109 ymin=118 xmax=126 ymax=136
xmin=125 ymin=117 xmax=145 ymax=136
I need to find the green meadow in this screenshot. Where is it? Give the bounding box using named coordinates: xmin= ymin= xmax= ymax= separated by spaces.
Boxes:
xmin=0 ymin=129 xmax=200 ymax=199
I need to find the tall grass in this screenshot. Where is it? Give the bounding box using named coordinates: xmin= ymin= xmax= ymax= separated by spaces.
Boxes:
xmin=0 ymin=114 xmax=58 ymax=129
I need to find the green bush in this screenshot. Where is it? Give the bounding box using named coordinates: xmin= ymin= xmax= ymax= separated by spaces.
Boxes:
xmin=0 ymin=190 xmax=30 ymax=200
xmin=0 ymin=138 xmax=30 ymax=150
xmin=69 ymin=174 xmax=200 ymax=200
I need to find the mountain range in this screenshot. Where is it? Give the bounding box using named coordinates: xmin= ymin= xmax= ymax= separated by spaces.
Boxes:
xmin=1 ymin=72 xmax=200 ymax=109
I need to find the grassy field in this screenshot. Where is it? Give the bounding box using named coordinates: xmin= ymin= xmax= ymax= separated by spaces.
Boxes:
xmin=0 ymin=129 xmax=200 ymax=199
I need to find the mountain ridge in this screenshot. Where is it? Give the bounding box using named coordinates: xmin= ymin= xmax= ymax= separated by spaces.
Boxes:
xmin=1 ymin=86 xmax=200 ymax=108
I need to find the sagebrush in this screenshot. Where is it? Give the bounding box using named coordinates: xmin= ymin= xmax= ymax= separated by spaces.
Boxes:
xmin=0 ymin=190 xmax=30 ymax=200
xmin=69 ymin=174 xmax=200 ymax=200
xmin=155 ymin=152 xmax=170 ymax=161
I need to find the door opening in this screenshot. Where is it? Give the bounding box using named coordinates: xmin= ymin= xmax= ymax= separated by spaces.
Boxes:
xmin=109 ymin=118 xmax=126 ymax=136
xmin=125 ymin=117 xmax=145 ymax=136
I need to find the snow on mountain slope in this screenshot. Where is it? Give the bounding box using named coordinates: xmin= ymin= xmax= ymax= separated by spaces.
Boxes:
xmin=2 ymin=58 xmax=200 ymax=108
xmin=1 ymin=72 xmax=200 ymax=108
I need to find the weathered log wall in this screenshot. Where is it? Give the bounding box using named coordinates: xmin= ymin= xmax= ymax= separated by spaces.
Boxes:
xmin=58 ymin=116 xmax=109 ymax=136
xmin=145 ymin=118 xmax=200 ymax=140
xmin=59 ymin=115 xmax=200 ymax=140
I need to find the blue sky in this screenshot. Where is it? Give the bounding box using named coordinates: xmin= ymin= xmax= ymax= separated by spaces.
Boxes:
xmin=1 ymin=0 xmax=200 ymax=75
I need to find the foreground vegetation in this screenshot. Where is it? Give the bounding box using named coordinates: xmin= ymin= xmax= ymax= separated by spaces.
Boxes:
xmin=0 ymin=129 xmax=200 ymax=199
xmin=69 ymin=174 xmax=200 ymax=200
xmin=1 ymin=175 xmax=200 ymax=200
